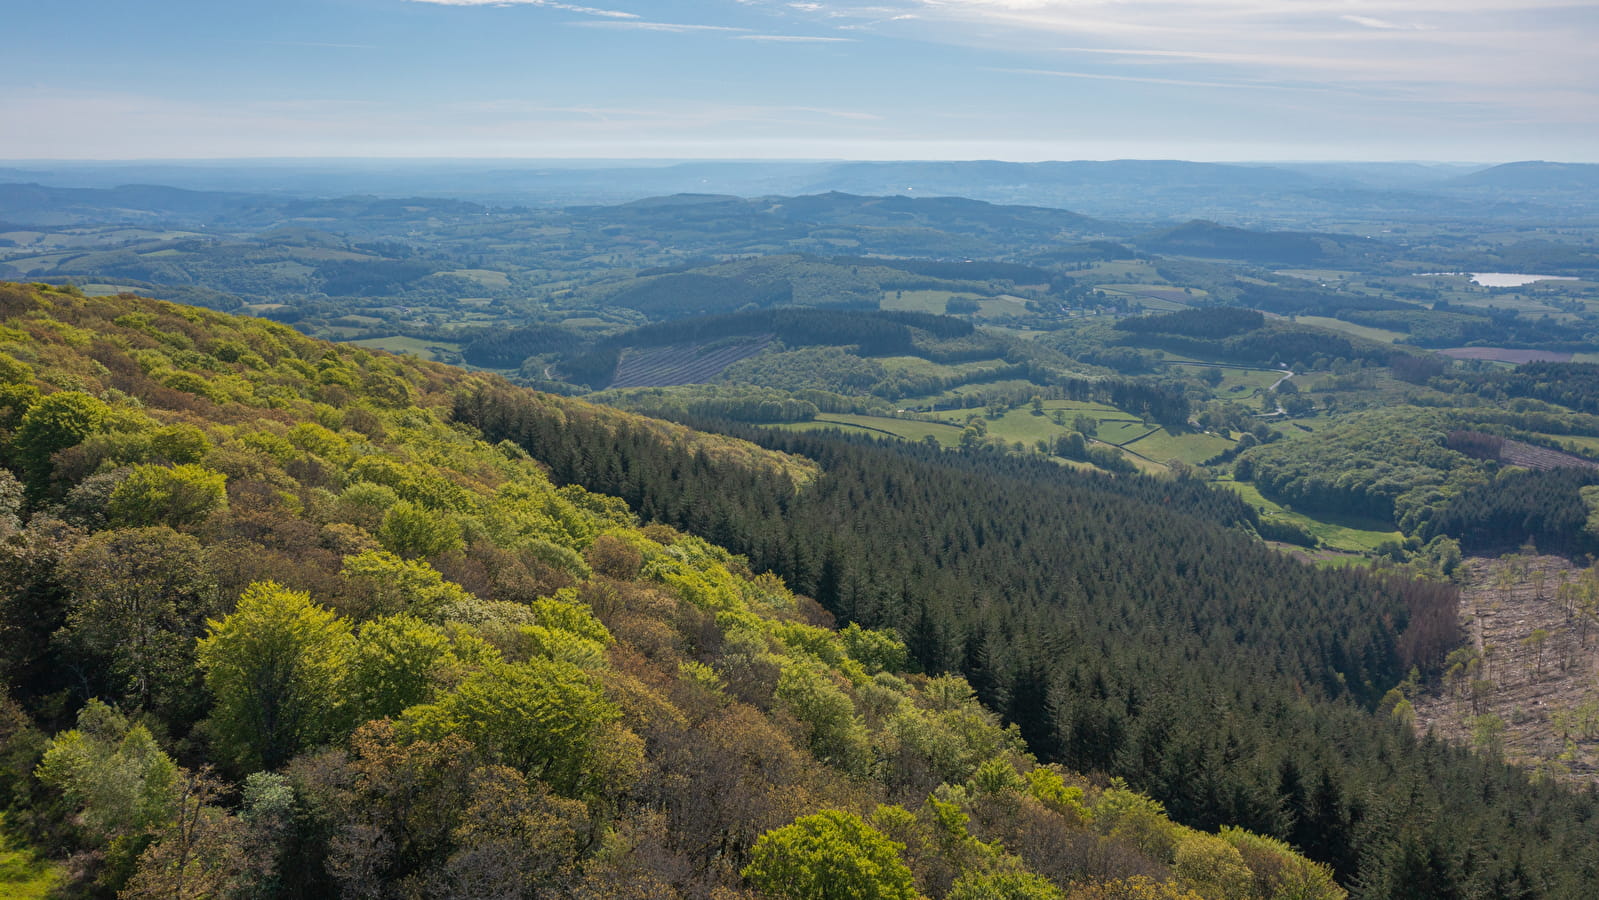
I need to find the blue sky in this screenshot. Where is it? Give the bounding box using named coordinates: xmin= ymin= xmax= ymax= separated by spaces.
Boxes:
xmin=2 ymin=0 xmax=1594 ymax=161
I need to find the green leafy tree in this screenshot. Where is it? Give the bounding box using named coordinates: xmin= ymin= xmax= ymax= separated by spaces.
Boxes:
xmin=107 ymin=463 xmax=228 ymax=529
xmin=121 ymin=767 xmax=248 ymax=900
xmin=742 ymin=809 xmax=919 ymax=900
xmin=378 ymin=499 xmax=463 ymax=559
xmin=346 ymin=614 xmax=456 ymax=724
xmin=1172 ymin=831 xmax=1253 ymax=900
xmin=35 ymin=700 xmax=178 ymax=843
xmin=400 ymin=656 xmax=636 ymax=800
xmin=947 ymin=870 xmax=1063 ymax=900
xmin=339 ymin=549 xmax=473 ymax=621
xmin=12 ymin=390 xmax=109 ymax=492
xmin=196 ymin=582 xmax=353 ymax=770
xmin=59 ymin=526 xmax=218 ymax=712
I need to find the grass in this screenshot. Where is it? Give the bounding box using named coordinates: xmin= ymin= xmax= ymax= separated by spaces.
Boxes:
xmin=1216 ymin=477 xmax=1402 ymax=553
xmin=0 ymin=815 xmax=64 ymax=899
xmin=1097 ymin=287 xmax=1187 ymax=312
xmin=80 ymin=283 xmax=143 ymax=296
xmin=973 ymin=296 xmax=1031 ymax=319
xmin=345 ymin=335 xmax=463 ymax=361
xmin=1294 ymin=316 xmax=1406 ymax=344
xmin=440 ymin=269 xmax=512 ymax=289
xmin=1093 ymin=420 xmax=1157 ymax=445
xmin=875 ymin=356 xmax=1007 ymax=377
xmin=1535 ymin=433 xmax=1599 ymax=457
xmin=1127 ymin=429 xmax=1235 ymax=466
xmin=881 ymin=290 xmax=962 ymax=314
xmin=1165 ymin=364 xmax=1283 ymax=395
xmin=769 ymin=414 xmax=965 ymax=448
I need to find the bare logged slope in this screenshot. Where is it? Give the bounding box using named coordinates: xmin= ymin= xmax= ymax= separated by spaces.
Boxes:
xmin=609 ymin=337 xmax=773 ymax=388
xmin=1413 ymin=556 xmax=1599 ymax=784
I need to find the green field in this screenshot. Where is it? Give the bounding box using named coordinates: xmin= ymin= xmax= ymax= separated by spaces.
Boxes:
xmin=1093 ymin=419 xmax=1158 ymax=445
xmin=1294 ymin=316 xmax=1407 ymax=344
xmin=0 ymin=815 xmax=62 ymax=900
xmin=770 ymin=414 xmax=965 ymax=447
xmin=345 ymin=335 xmax=463 ymax=361
xmin=1124 ymin=428 xmax=1236 ymax=466
xmin=441 ymin=268 xmax=512 ymax=289
xmin=880 ymin=290 xmax=966 ymax=314
xmin=1166 ymin=363 xmax=1284 ymax=395
xmin=1537 ymin=433 xmax=1599 ymax=457
xmin=80 ymin=283 xmax=144 ymax=296
xmin=876 ymin=356 xmax=1008 ymax=377
xmin=973 ymin=296 xmax=1031 ymax=319
xmin=1217 ymin=477 xmax=1402 ymax=553
xmin=1097 ymin=286 xmax=1188 ymax=311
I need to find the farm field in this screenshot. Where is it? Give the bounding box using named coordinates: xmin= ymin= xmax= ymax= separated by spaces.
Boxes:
xmin=973 ymin=296 xmax=1031 ymax=318
xmin=876 ymin=355 xmax=1009 ymax=377
xmin=1294 ymin=315 xmax=1407 ymax=344
xmin=440 ymin=268 xmax=512 ymax=288
xmin=879 ymin=289 xmax=968 ymax=314
xmin=1165 ymin=363 xmax=1284 ymax=395
xmin=344 ymin=335 xmax=463 ymax=361
xmin=1123 ymin=428 xmax=1236 ymax=466
xmin=767 ymin=414 xmax=965 ymax=447
xmin=1096 ymin=285 xmax=1189 ymax=311
xmin=609 ymin=339 xmax=773 ymax=388
xmin=79 ymin=283 xmax=145 ymax=296
xmin=1217 ymin=477 xmax=1403 ymax=553
xmin=1539 ymin=433 xmax=1599 ymax=457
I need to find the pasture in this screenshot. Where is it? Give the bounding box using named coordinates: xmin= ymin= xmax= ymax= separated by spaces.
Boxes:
xmin=345 ymin=335 xmax=464 ymax=362
xmin=1217 ymin=477 xmax=1402 ymax=553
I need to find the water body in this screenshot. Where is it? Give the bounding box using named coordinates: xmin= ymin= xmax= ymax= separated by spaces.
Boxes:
xmin=1414 ymin=272 xmax=1579 ymax=287
xmin=1470 ymin=272 xmax=1580 ymax=287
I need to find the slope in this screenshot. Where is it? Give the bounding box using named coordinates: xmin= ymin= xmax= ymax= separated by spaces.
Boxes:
xmin=0 ymin=282 xmax=1339 ymax=900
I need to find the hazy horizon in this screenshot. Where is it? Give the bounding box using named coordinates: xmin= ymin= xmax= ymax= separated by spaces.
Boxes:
xmin=3 ymin=1 xmax=1594 ymax=163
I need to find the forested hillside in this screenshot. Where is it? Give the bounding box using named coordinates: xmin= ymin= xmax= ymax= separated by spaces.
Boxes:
xmin=0 ymin=282 xmax=1355 ymax=899
xmin=6 ymin=282 xmax=1599 ymax=898
xmin=457 ymin=390 xmax=1599 ymax=898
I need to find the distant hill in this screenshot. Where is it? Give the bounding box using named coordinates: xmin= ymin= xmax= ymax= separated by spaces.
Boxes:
xmin=1449 ymin=161 xmax=1599 ymax=192
xmin=808 ymin=159 xmax=1323 ymax=193
xmin=572 ymin=190 xmax=1115 ymax=241
xmin=1136 ymin=219 xmax=1393 ymax=266
xmin=0 ymin=182 xmax=258 ymax=224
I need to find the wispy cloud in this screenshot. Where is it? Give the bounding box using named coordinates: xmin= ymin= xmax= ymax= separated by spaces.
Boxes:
xmin=406 ymin=0 xmax=637 ymax=17
xmin=737 ymin=34 xmax=855 ymax=42
xmin=571 ymin=20 xmax=750 ymax=33
xmin=997 ymin=66 xmax=1314 ymax=92
xmin=1340 ymin=15 xmax=1431 ymax=31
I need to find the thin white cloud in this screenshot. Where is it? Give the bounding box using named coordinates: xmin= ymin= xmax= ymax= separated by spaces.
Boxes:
xmin=736 ymin=34 xmax=856 ymax=41
xmin=571 ymin=20 xmax=751 ymax=33
xmin=406 ymin=0 xmax=637 ymax=17
xmin=1341 ymin=15 xmax=1431 ymax=30
xmin=998 ymin=66 xmax=1313 ymax=92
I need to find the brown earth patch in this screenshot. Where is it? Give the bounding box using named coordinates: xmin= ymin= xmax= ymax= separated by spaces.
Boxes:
xmin=1412 ymin=555 xmax=1599 ymax=784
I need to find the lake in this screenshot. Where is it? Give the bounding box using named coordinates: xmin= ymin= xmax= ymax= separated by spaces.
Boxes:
xmin=1469 ymin=272 xmax=1579 ymax=287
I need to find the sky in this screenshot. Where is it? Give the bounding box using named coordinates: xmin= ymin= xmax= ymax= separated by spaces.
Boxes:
xmin=1 ymin=0 xmax=1595 ymax=162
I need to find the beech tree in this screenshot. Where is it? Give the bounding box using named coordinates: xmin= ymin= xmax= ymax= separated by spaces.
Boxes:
xmin=399 ymin=656 xmax=637 ymax=800
xmin=196 ymin=582 xmax=353 ymax=770
xmin=106 ymin=463 xmax=227 ymax=529
xmin=35 ymin=700 xmax=178 ymax=843
xmin=12 ymin=390 xmax=108 ymax=492
xmin=742 ymin=810 xmax=919 ymax=900
xmin=59 ymin=526 xmax=218 ymax=713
